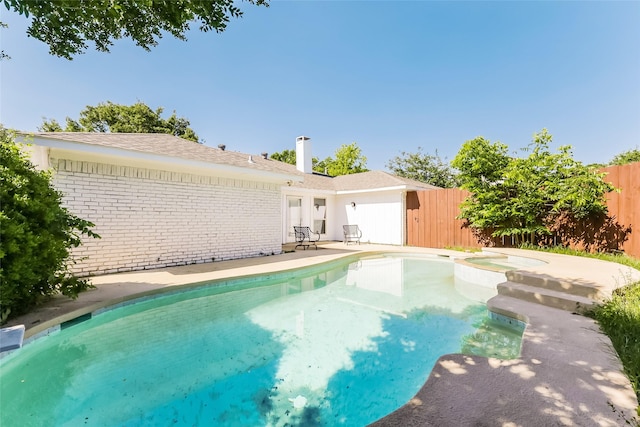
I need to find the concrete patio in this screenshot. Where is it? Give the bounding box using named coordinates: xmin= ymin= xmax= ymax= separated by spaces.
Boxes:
xmin=3 ymin=243 xmax=639 ymax=426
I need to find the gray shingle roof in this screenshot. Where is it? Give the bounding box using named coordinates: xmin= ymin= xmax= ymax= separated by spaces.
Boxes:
xmin=333 ymin=171 xmax=440 ymax=191
xmin=27 ymin=132 xmax=298 ymax=176
xmin=25 ymin=132 xmax=440 ymax=192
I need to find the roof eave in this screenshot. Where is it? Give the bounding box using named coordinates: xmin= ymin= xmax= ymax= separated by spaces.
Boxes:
xmin=19 ymin=135 xmax=302 ymax=184
xmin=336 ymin=185 xmax=411 ymax=195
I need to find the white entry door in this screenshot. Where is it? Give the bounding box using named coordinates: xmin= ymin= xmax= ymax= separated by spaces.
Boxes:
xmin=286 ymin=196 xmax=302 ymax=242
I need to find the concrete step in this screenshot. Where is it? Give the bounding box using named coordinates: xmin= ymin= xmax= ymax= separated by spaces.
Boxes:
xmin=505 ymin=270 xmax=604 ymax=300
xmin=497 ymin=281 xmax=596 ymax=313
xmin=486 ymin=294 xmax=530 ymax=324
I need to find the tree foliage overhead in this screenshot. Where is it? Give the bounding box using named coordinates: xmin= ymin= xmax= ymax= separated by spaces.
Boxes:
xmin=452 ymin=129 xmax=627 ymax=250
xmin=386 ymin=147 xmax=458 ymax=188
xmin=39 ymin=101 xmax=200 ymax=142
xmin=4 ymin=0 xmax=269 ymax=59
xmin=0 ymin=127 xmax=99 ymax=323
xmin=0 ymin=22 xmax=9 ymax=60
xmin=271 ymin=142 xmax=368 ymax=176
xmin=609 ymin=147 xmax=640 ymax=166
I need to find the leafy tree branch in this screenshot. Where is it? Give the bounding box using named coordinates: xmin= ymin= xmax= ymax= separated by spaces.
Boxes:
xmin=3 ymin=0 xmax=269 ymax=59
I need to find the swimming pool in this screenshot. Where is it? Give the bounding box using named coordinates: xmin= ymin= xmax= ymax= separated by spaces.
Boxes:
xmin=0 ymin=253 xmax=524 ymax=426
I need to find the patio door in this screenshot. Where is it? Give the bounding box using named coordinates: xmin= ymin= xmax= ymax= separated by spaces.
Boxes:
xmin=286 ymin=196 xmax=302 ymax=242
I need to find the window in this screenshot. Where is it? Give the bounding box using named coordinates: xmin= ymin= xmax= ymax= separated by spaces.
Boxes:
xmin=313 ymin=198 xmax=326 ymax=234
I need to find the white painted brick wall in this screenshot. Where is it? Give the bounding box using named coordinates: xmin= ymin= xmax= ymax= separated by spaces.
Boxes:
xmin=51 ymin=158 xmax=283 ymax=276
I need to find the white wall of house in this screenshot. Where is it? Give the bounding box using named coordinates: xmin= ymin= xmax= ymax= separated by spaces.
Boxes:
xmin=50 ymin=157 xmax=283 ymax=275
xmin=334 ymin=191 xmax=406 ymax=245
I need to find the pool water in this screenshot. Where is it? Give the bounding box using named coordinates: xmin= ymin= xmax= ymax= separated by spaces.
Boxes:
xmin=465 ymin=255 xmax=546 ymax=271
xmin=0 ymin=254 xmax=524 ymax=426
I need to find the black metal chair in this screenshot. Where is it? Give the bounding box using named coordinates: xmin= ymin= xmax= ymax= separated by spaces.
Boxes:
xmin=293 ymin=226 xmax=320 ymax=250
xmin=343 ymin=224 xmax=362 ymax=244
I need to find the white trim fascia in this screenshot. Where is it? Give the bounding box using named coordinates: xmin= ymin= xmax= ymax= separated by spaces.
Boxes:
xmin=336 ymin=185 xmax=408 ymax=195
xmin=285 ymin=187 xmax=336 ymax=195
xmin=336 ymin=184 xmax=434 ymax=195
xmin=21 ymin=136 xmax=302 ymax=184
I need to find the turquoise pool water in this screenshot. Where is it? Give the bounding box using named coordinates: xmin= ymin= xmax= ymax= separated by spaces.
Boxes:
xmin=0 ymin=254 xmax=524 ymax=426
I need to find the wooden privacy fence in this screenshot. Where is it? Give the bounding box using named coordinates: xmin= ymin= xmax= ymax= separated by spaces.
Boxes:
xmin=406 ymin=188 xmax=478 ymax=249
xmin=406 ymin=162 xmax=640 ymax=258
xmin=601 ymin=162 xmax=640 ymax=258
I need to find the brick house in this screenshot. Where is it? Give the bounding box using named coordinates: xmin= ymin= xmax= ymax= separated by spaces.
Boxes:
xmin=20 ymin=133 xmax=437 ymax=275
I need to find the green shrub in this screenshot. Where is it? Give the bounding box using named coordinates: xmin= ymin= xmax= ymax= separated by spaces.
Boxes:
xmin=0 ymin=127 xmax=99 ymax=323
xmin=592 ymin=282 xmax=640 ymax=415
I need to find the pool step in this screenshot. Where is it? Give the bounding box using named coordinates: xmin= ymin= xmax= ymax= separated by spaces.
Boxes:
xmin=0 ymin=325 xmax=25 ymax=353
xmin=505 ymin=270 xmax=605 ymax=300
xmin=497 ymin=281 xmax=596 ymax=313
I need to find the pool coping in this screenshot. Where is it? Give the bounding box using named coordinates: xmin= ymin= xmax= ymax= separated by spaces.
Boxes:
xmin=3 ymin=243 xmax=640 ymax=425
xmin=373 ymin=247 xmax=640 ymax=427
xmin=6 ymin=245 xmax=468 ymax=341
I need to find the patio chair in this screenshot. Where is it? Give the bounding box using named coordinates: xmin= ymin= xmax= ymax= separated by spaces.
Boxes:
xmin=293 ymin=226 xmax=320 ymax=250
xmin=343 ymin=224 xmax=362 ymax=245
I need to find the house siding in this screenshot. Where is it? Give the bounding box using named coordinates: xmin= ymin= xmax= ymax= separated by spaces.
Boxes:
xmin=51 ymin=158 xmax=282 ymax=275
xmin=335 ymin=192 xmax=404 ymax=245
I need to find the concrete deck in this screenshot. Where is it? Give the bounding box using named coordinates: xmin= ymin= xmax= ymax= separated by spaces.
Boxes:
xmin=4 ymin=244 xmax=639 ymax=426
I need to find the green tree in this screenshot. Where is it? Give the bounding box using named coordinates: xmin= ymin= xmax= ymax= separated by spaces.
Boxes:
xmin=452 ymin=136 xmax=510 ymax=191
xmin=0 ymin=127 xmax=99 ymax=323
xmin=324 ymin=142 xmax=368 ymax=176
xmin=269 ymin=149 xmax=325 ymax=172
xmin=609 ymin=147 xmax=640 ymax=166
xmin=452 ymin=136 xmax=512 ymax=241
xmin=3 ymin=0 xmax=269 ymax=60
xmin=270 ymin=149 xmax=297 ymax=166
xmin=40 ymin=101 xmax=200 ymax=142
xmin=314 ymin=157 xmax=331 ymax=175
xmin=452 ymin=129 xmax=617 ymax=247
xmin=271 ymin=143 xmax=368 ymax=176
xmin=386 ymin=147 xmax=458 ymax=188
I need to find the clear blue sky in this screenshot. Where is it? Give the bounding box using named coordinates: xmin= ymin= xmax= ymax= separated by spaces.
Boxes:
xmin=1 ymin=1 xmax=639 ymax=170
